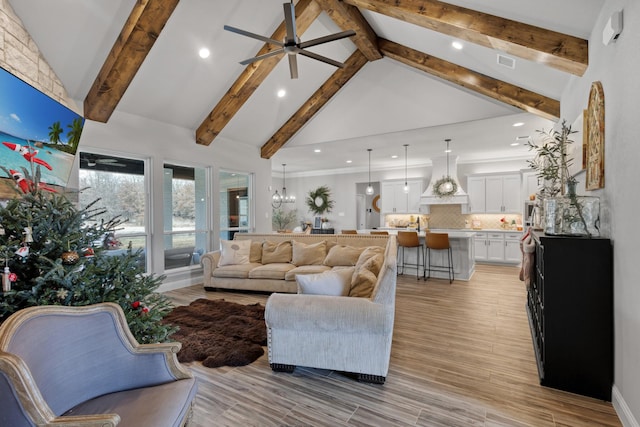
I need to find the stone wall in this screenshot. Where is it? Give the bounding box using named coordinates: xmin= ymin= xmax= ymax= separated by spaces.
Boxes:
xmin=0 ymin=0 xmax=78 ymax=112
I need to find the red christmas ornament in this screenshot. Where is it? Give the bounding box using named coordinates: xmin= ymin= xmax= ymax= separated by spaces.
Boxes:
xmin=8 ymin=273 xmax=17 ymax=282
xmin=141 ymin=307 xmax=149 ymax=314
xmin=131 ymin=301 xmax=141 ymax=309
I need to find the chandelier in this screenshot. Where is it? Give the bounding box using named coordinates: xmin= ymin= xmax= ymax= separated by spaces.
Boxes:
xmin=272 ymin=163 xmax=295 ymax=208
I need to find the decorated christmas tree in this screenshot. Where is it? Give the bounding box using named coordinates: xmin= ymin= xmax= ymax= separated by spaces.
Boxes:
xmin=0 ymin=168 xmax=176 ymax=344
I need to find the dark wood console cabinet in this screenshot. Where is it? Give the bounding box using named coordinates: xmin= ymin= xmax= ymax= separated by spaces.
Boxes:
xmin=527 ymin=231 xmax=613 ymax=400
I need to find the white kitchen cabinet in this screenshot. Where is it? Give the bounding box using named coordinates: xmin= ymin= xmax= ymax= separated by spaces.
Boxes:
xmin=468 ymin=173 xmax=521 ymax=214
xmin=475 ymin=231 xmax=521 ymax=264
xmin=466 ymin=176 xmax=486 ymax=213
xmin=504 ymin=232 xmax=522 ymax=263
xmin=381 ymin=179 xmax=423 ymax=213
xmin=522 ymin=171 xmax=541 ymax=201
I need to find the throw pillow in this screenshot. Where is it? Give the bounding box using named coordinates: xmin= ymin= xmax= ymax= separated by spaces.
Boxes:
xmin=262 ymin=241 xmax=292 ymax=264
xmin=323 ymin=244 xmax=364 ymax=266
xmin=296 ymin=267 xmax=355 ymax=296
xmin=350 ymin=246 xmax=385 ymax=297
xmin=218 ymin=239 xmax=251 ymax=266
xmin=250 ymin=241 xmax=263 ymax=263
xmin=292 ymin=240 xmax=327 ymax=266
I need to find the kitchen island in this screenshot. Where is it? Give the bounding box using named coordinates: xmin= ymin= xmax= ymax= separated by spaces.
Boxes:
xmin=359 ymin=229 xmax=476 ymax=281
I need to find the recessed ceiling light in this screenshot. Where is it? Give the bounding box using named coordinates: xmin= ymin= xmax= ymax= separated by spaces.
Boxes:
xmin=314 ymin=149 xmax=321 ymax=153
xmin=198 ymin=47 xmax=210 ymax=59
xmin=516 ymin=136 xmax=530 ymax=140
xmin=346 ymin=160 xmax=352 ymax=164
xmin=391 ymin=155 xmax=398 ymax=159
xmin=277 ymin=89 xmax=286 ymax=98
xmin=452 ymin=41 xmax=463 ymax=50
xmin=510 ymin=142 xmax=520 ymax=146
xmin=512 ymin=122 xmax=525 ymax=127
xmin=445 ymin=149 xmax=452 ymax=153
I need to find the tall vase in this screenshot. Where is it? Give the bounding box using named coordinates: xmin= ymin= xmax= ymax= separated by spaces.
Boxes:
xmin=543 ymin=196 xmax=600 ymax=236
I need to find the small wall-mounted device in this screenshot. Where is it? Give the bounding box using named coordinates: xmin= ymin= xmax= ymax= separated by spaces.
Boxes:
xmin=602 ymin=10 xmax=623 ymax=45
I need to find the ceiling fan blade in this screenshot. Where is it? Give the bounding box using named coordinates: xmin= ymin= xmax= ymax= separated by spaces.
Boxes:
xmin=288 ymin=54 xmax=298 ymax=79
xmin=296 ymin=48 xmax=346 ymax=68
xmin=298 ymin=30 xmax=356 ymax=49
xmin=224 ymin=25 xmax=283 ymax=47
xmin=283 ymin=2 xmax=297 ymax=44
xmin=239 ymin=48 xmax=285 ymax=65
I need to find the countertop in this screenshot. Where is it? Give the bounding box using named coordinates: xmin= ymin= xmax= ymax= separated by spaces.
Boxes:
xmin=360 ymin=229 xmax=477 ymax=238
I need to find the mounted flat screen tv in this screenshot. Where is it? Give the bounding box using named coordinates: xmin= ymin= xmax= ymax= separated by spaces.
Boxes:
xmin=0 ymin=67 xmax=84 ymax=198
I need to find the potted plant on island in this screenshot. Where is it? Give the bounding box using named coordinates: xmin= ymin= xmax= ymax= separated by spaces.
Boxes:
xmin=526 ymin=120 xmax=598 ymax=236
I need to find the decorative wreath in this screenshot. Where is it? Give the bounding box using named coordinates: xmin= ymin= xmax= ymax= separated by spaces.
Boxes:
xmin=305 ymin=185 xmax=335 ymax=215
xmin=432 ymin=176 xmax=458 ymax=198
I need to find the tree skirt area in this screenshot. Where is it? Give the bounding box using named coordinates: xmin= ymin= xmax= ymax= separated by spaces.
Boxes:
xmin=163 ymin=298 xmax=266 ymax=368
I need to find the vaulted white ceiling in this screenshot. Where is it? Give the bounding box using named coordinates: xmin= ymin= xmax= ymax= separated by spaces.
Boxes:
xmin=8 ymin=0 xmax=604 ymax=174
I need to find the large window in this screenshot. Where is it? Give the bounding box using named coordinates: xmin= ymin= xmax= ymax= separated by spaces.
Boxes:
xmin=163 ymin=163 xmax=208 ymax=270
xmin=219 ymin=170 xmax=252 ymax=241
xmin=78 ymin=152 xmax=148 ymax=271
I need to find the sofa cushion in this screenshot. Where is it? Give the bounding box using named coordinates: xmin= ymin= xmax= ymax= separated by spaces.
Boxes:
xmin=350 ymin=246 xmax=385 ymax=298
xmin=323 ymin=244 xmax=364 ymax=266
xmin=262 ymin=241 xmax=292 ymax=264
xmin=285 ymin=265 xmax=332 ymax=281
xmin=292 ymin=240 xmax=327 ymax=266
xmin=296 ymin=267 xmax=355 ymax=296
xmin=250 ymin=241 xmax=263 ymax=263
xmin=248 ymin=263 xmax=296 ymax=280
xmin=218 ymin=239 xmax=251 ymax=266
xmin=213 ymin=262 xmax=263 ymax=279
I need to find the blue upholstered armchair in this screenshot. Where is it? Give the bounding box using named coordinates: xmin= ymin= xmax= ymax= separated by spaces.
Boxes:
xmin=0 ymin=303 xmax=197 ymax=426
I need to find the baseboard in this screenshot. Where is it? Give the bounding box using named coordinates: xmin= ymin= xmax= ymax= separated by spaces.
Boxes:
xmin=158 ymin=271 xmax=203 ymax=292
xmin=612 ymin=385 xmax=639 ymax=427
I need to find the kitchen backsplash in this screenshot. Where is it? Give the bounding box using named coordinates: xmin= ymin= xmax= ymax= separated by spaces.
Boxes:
xmin=385 ymin=205 xmax=523 ymax=230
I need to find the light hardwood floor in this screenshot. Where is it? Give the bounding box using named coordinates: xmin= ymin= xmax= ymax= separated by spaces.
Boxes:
xmin=164 ymin=264 xmax=620 ymax=427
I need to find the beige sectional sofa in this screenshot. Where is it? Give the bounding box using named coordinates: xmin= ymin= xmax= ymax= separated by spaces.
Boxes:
xmin=201 ymin=233 xmax=391 ymax=294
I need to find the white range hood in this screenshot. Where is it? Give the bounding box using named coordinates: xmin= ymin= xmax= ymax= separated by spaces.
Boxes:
xmin=420 ymin=154 xmax=469 ymax=205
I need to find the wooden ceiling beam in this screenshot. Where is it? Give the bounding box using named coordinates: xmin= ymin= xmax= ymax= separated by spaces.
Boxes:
xmin=379 ymin=38 xmax=560 ymax=120
xmin=314 ymin=0 xmax=382 ymax=61
xmin=196 ymin=0 xmax=321 ymax=146
xmin=261 ymin=50 xmax=368 ymax=159
xmin=84 ymin=0 xmax=180 ymax=123
xmin=344 ymin=0 xmax=588 ymax=76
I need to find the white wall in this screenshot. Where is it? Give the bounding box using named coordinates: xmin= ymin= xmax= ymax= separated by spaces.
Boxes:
xmin=561 ymin=1 xmax=640 ymax=424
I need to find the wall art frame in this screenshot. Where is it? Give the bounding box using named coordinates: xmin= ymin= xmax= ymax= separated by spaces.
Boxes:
xmin=585 ymin=81 xmax=605 ymax=190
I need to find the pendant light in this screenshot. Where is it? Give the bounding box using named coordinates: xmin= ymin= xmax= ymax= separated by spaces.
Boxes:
xmin=442 ymin=139 xmax=454 ymax=193
xmin=365 ymin=149 xmax=374 ymax=195
xmin=271 ymin=164 xmax=295 ymax=208
xmin=403 ymin=144 xmax=409 ymax=194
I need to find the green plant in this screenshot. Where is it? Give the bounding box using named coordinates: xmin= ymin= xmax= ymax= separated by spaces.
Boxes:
xmin=305 ymin=186 xmax=334 ymax=216
xmin=272 ymin=208 xmax=298 ymax=230
xmin=527 ymin=120 xmax=590 ymax=236
xmin=526 ymin=119 xmax=577 ymax=199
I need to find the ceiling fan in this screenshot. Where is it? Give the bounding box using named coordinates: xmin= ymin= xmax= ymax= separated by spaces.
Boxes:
xmin=224 ymin=1 xmax=356 ymax=79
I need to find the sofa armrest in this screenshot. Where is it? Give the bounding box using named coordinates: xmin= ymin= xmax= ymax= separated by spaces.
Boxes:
xmin=1 ymin=351 xmax=121 ymax=426
xmin=200 ymin=251 xmax=221 ymax=287
xmin=265 ymin=294 xmax=393 ymax=334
